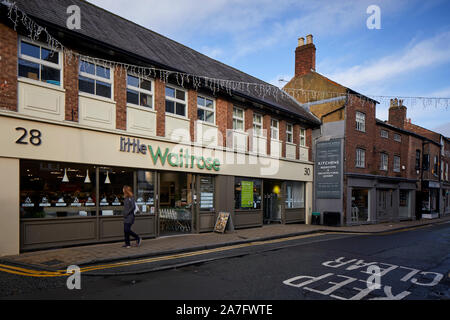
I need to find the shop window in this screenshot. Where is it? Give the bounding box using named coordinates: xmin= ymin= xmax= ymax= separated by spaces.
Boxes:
xmin=79 ymin=60 xmax=112 ymax=98
xmin=98 ymin=167 xmax=134 ymax=216
xmin=18 ymin=39 xmax=62 ymax=86
xmin=199 ymin=176 xmax=215 ymax=211
xmin=127 ymin=74 xmax=153 ymax=108
xmin=136 ymin=170 xmax=156 ymax=215
xmin=351 ymin=189 xmax=369 ymax=222
xmin=234 ymin=178 xmax=262 ymax=210
xmin=159 ymin=172 xmax=193 ymax=234
xmin=20 ymin=160 xmax=96 ymax=219
xmin=285 ymin=182 xmax=305 ymax=209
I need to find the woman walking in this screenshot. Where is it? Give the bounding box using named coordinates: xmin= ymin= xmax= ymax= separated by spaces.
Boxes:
xmin=122 ymin=185 xmax=141 ymax=248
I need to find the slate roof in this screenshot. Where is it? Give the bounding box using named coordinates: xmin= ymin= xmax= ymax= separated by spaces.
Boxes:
xmin=8 ymin=0 xmax=320 ymax=125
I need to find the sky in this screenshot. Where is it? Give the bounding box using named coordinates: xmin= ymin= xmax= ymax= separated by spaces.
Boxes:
xmin=87 ymin=0 xmax=450 ymax=136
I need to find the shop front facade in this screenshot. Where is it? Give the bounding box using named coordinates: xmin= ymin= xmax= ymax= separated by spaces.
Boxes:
xmin=0 ymin=115 xmax=313 ymax=254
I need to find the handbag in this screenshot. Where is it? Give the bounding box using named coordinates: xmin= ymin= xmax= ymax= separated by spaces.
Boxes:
xmin=133 ymin=199 xmax=140 ymax=215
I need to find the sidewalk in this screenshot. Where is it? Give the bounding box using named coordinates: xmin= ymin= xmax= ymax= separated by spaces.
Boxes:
xmin=2 ymin=216 xmax=450 ymax=271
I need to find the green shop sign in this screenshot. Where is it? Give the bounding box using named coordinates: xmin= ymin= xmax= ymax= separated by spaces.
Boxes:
xmin=241 ymin=181 xmax=254 ymax=208
xmin=120 ymin=137 xmax=220 ymax=171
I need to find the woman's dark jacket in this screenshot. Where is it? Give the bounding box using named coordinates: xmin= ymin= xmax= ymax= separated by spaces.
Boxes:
xmin=123 ymin=197 xmax=136 ymax=224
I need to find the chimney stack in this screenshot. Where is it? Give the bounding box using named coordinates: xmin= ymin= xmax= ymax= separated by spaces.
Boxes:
xmin=388 ymin=98 xmax=407 ymax=129
xmin=295 ymin=34 xmax=316 ymax=77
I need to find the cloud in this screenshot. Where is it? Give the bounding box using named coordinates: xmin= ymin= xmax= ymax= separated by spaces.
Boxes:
xmin=326 ymin=31 xmax=450 ymax=92
xmin=87 ymin=0 xmax=406 ymax=62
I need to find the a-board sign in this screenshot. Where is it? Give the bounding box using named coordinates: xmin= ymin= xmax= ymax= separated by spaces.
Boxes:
xmin=214 ymin=212 xmax=230 ymax=234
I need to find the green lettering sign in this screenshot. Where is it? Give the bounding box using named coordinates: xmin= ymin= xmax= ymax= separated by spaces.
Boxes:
xmin=241 ymin=181 xmax=254 ymax=208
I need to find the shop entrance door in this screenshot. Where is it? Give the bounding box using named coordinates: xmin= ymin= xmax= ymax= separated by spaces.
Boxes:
xmin=377 ymin=189 xmax=394 ymax=221
xmin=263 ymin=180 xmax=282 ymax=224
xmin=158 ymin=172 xmax=194 ymax=236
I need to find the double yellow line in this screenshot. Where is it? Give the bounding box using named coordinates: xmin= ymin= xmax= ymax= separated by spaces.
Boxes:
xmin=0 ymin=232 xmax=336 ymax=278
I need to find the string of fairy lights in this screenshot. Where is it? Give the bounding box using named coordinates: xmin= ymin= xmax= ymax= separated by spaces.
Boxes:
xmin=1 ymin=0 xmax=449 ymax=112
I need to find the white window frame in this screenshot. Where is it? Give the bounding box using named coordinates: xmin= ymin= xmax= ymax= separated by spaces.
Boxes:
xmin=197 ymin=95 xmax=216 ymax=124
xmin=79 ymin=59 xmax=114 ymax=99
xmin=380 ymin=153 xmax=389 ymax=171
xmin=253 ymin=113 xmax=263 ymax=137
xmin=394 ymin=155 xmax=401 ymax=172
xmin=356 ymin=148 xmax=366 ymax=168
xmin=394 ymin=134 xmax=402 ymax=142
xmin=18 ymin=37 xmax=63 ymax=87
xmin=381 ymin=130 xmax=389 ymax=139
xmin=300 ymin=128 xmax=306 ymax=147
xmin=165 ymin=85 xmax=187 ymax=118
xmin=356 ymin=111 xmax=366 ymax=132
xmin=271 ymin=119 xmax=279 ymax=140
xmin=126 ymin=73 xmax=154 ymax=110
xmin=233 ymin=106 xmax=245 ymax=132
xmin=286 ymin=123 xmax=294 ymax=144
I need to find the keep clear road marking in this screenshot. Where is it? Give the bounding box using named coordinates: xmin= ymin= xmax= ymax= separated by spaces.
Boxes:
xmin=283 ymin=256 xmax=445 ymax=300
xmin=0 ymin=231 xmax=355 ymax=277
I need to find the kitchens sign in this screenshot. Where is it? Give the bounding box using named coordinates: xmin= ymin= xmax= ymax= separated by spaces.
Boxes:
xmin=119 ymin=137 xmax=221 ymax=171
xmin=315 ymin=139 xmax=342 ymax=199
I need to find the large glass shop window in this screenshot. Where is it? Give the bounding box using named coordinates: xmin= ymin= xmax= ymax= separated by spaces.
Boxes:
xmin=20 ymin=160 xmax=96 ymax=219
xmin=136 ymin=170 xmax=156 ymax=215
xmin=159 ymin=172 xmax=193 ymax=234
xmin=285 ymin=182 xmax=305 ymax=209
xmin=235 ymin=178 xmax=262 ymax=210
xmin=99 ymin=167 xmax=134 ymax=216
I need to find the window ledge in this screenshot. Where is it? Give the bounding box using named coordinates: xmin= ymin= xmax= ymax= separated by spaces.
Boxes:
xmin=79 ymin=92 xmax=116 ymax=104
xmin=165 ymin=113 xmax=189 ymax=121
xmin=196 ymin=120 xmax=218 ymax=128
xmin=127 ymin=104 xmax=156 ymax=113
xmin=18 ymin=77 xmax=65 ymax=92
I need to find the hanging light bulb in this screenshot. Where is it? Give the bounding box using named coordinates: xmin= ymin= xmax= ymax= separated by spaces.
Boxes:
xmin=84 ymin=169 xmax=91 ymax=184
xmin=104 ymin=171 xmax=111 ymax=184
xmin=62 ymin=168 xmax=69 ymax=183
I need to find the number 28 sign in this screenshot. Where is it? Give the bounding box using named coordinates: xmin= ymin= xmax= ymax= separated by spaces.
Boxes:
xmin=15 ymin=127 xmax=42 ymax=146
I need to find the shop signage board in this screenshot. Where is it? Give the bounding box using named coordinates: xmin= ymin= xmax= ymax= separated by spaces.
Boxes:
xmin=241 ymin=181 xmax=254 ymax=208
xmin=316 ymin=139 xmax=342 ymax=199
xmin=214 ymin=212 xmax=230 ymax=234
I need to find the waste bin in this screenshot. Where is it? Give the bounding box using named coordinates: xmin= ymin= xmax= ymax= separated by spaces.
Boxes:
xmin=323 ymin=212 xmax=341 ymax=226
xmin=311 ymin=212 xmax=321 ymax=225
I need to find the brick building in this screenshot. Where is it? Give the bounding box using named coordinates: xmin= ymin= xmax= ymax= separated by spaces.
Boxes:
xmin=0 ymin=0 xmax=320 ymax=255
xmin=284 ymin=35 xmax=447 ymax=225
xmin=390 ymin=102 xmax=450 ymax=217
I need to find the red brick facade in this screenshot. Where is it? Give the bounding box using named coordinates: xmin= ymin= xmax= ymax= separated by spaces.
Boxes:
xmin=216 ymin=97 xmax=233 ymax=147
xmin=188 ymin=89 xmax=197 ymax=142
xmin=0 ymin=23 xmax=17 ymax=112
xmin=114 ymin=66 xmax=127 ymax=130
xmin=154 ymin=79 xmax=166 ymax=137
xmin=64 ymin=54 xmax=79 ymax=122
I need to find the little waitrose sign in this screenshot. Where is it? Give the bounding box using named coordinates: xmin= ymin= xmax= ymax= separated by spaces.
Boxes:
xmin=119 ymin=137 xmax=220 ymax=171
